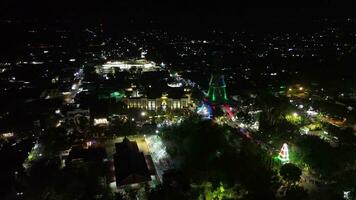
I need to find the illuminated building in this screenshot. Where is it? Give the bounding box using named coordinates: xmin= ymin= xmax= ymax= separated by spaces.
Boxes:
xmin=167 ymin=82 xmax=183 ymax=88
xmin=286 ymin=84 xmax=309 ymax=98
xmin=0 ymin=132 xmax=14 ymax=139
xmin=96 ymin=59 xmax=160 ymax=75
xmin=123 ymin=92 xmax=190 ymax=111
xmin=93 ymin=118 xmax=109 ymax=126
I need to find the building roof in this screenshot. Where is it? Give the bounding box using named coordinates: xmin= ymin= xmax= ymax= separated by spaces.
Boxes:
xmin=66 ymin=147 xmax=107 ymax=165
xmin=114 ymin=137 xmax=151 ymax=186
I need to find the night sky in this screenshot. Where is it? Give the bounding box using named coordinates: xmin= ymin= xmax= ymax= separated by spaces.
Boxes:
xmin=1 ymin=0 xmax=356 ymax=27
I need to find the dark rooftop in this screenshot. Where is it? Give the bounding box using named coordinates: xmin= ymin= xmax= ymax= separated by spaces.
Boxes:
xmin=114 ymin=137 xmax=151 ymax=186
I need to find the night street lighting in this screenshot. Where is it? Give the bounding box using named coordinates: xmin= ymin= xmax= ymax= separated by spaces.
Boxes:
xmin=141 ymin=111 xmax=146 ymax=117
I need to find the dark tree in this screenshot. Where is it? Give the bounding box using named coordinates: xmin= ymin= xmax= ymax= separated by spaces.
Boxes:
xmin=280 ymin=163 xmax=302 ymax=184
xmin=283 ymin=186 xmax=309 ymax=200
xmin=40 ymin=127 xmax=71 ymax=157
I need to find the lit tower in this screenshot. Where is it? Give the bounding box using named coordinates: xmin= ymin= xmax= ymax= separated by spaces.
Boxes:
xmin=207 ymin=74 xmax=228 ymax=103
xmin=278 ymin=143 xmax=289 ymax=163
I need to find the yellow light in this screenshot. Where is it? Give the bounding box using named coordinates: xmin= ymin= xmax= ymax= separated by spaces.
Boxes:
xmin=299 ymin=87 xmax=303 ymax=91
xmin=86 ymin=141 xmax=93 ymax=147
xmin=2 ymin=132 xmax=14 ymax=138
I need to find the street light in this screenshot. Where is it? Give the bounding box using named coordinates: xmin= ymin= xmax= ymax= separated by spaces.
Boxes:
xmin=141 ymin=111 xmax=146 ymax=117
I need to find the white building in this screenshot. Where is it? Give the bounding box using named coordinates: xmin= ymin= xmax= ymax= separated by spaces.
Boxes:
xmin=123 ymin=93 xmax=190 ymax=111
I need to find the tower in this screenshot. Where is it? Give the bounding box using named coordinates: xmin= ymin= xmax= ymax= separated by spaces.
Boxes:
xmin=278 ymin=143 xmax=289 ymax=163
xmin=207 ymin=74 xmax=228 ymax=103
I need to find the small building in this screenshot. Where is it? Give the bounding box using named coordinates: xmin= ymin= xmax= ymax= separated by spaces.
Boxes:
xmin=114 ymin=137 xmax=151 ymax=187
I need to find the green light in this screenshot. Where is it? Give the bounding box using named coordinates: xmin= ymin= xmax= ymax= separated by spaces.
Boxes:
xmin=110 ymin=91 xmax=124 ymax=99
xmin=277 ymin=156 xmax=289 ymax=163
xmin=223 ymin=87 xmax=227 ymax=100
xmin=199 ymin=182 xmax=238 ymax=200
xmin=285 ymin=113 xmax=302 ymax=124
xmin=212 ymin=88 xmax=216 ymax=101
xmin=207 ymin=74 xmax=229 ymax=102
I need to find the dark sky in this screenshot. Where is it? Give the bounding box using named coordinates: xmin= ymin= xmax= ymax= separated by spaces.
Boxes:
xmin=1 ymin=0 xmax=356 ymax=29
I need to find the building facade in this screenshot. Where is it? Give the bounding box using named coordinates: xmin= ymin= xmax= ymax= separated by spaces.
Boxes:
xmin=123 ymin=93 xmax=190 ymax=111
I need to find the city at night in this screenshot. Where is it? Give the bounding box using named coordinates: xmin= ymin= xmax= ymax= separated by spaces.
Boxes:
xmin=0 ymin=1 xmax=356 ymax=200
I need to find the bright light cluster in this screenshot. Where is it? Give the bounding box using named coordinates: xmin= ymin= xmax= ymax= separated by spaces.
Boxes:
xmin=156 ymin=118 xmax=183 ymax=129
xmin=157 ymin=120 xmax=172 ymax=128
xmin=306 ymin=108 xmax=318 ymax=116
xmin=285 ymin=112 xmax=302 ymax=124
xmin=250 ymin=121 xmax=259 ymax=131
xmin=94 ymin=118 xmax=109 ymax=126
xmin=145 ymin=135 xmax=172 ymax=181
xmin=101 ymin=59 xmax=158 ymax=72
xmin=145 ymin=135 xmax=169 ymax=164
xmin=197 ymin=103 xmax=212 ymax=119
xmin=1 ymin=132 xmax=14 ymax=138
xmin=103 ymin=61 xmax=153 ymax=69
xmin=167 ymin=82 xmax=183 ymax=88
xmin=237 ymin=121 xmax=259 ymax=131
